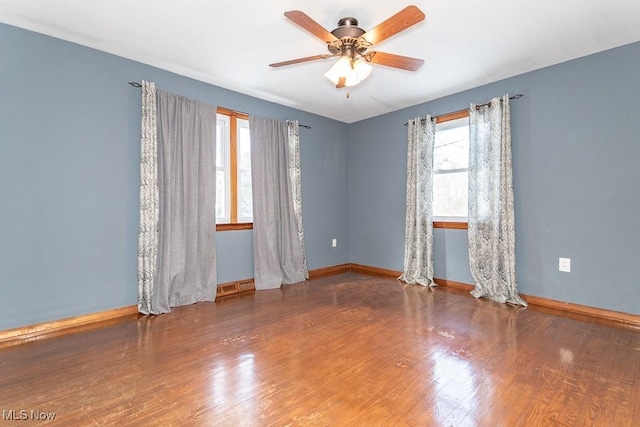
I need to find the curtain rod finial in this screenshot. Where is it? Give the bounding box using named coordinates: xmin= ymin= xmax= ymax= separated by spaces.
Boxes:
xmin=129 ymin=82 xmax=142 ymax=88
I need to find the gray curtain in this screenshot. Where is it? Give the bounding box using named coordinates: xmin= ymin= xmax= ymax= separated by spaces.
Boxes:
xmin=136 ymin=85 xmax=218 ymax=314
xmin=400 ymin=116 xmax=436 ymax=287
xmin=250 ymin=116 xmax=307 ymax=290
xmin=154 ymin=90 xmax=218 ymax=312
xmin=137 ymin=81 xmax=159 ymax=314
xmin=468 ymin=95 xmax=526 ymax=306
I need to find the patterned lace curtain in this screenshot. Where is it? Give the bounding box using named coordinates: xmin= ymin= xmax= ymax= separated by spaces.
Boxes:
xmin=399 ymin=115 xmax=436 ymax=287
xmin=287 ymin=120 xmax=309 ymax=280
xmin=468 ymin=95 xmax=526 ymax=306
xmin=137 ymin=81 xmax=159 ymax=315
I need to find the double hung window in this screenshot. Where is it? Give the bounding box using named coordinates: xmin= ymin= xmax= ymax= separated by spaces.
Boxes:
xmin=216 ymin=108 xmax=252 ymax=230
xmin=433 ymin=111 xmax=470 ymax=229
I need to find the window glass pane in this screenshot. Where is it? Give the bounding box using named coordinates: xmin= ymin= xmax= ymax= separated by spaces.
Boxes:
xmin=433 ymin=171 xmax=468 ymax=218
xmin=216 ymin=123 xmax=223 ymax=168
xmin=239 ymin=171 xmax=252 ymax=220
xmin=238 ymin=119 xmax=251 ymax=169
xmin=433 ymin=116 xmax=469 ymax=220
xmin=216 ymin=170 xmax=227 ymax=222
xmin=434 ymin=122 xmax=469 ymax=171
xmin=216 ymin=116 xmax=229 ymax=169
xmin=216 ymin=113 xmax=231 ymax=223
xmin=237 ymin=118 xmax=252 ymax=221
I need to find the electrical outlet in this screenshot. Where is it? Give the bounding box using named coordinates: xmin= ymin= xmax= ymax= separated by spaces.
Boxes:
xmin=332 ymin=238 xmax=337 ymax=248
xmin=559 ymin=257 xmax=571 ymax=273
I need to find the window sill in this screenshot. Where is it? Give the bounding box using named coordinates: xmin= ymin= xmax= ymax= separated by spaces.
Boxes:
xmin=433 ymin=221 xmax=468 ymax=230
xmin=216 ymin=223 xmax=253 ymax=231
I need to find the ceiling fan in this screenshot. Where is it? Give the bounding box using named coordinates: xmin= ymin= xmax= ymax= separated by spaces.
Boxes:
xmin=269 ymin=5 xmax=425 ymax=88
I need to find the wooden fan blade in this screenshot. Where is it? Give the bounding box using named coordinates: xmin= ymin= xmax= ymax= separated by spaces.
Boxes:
xmin=367 ymin=51 xmax=424 ymax=71
xmin=284 ymin=10 xmax=339 ymax=43
xmin=269 ymin=54 xmax=332 ymax=67
xmin=360 ymin=5 xmax=425 ymax=46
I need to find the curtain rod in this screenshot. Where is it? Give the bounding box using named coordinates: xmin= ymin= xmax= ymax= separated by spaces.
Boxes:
xmin=129 ymin=82 xmax=312 ymax=129
xmin=403 ymin=94 xmax=524 ymax=126
xmin=286 ymin=120 xmax=311 ymax=130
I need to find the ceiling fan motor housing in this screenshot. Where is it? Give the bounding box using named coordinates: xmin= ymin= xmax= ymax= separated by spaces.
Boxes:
xmin=328 ymin=17 xmax=368 ymax=56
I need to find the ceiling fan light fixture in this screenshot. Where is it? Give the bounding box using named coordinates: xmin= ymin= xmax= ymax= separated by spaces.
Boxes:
xmin=324 ymin=56 xmax=372 ymax=87
xmin=324 ymin=56 xmax=351 ymax=85
xmin=353 ymin=58 xmax=372 ymax=81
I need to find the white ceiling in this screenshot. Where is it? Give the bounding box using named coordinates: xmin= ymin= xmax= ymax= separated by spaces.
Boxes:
xmin=2 ymin=0 xmax=640 ymax=123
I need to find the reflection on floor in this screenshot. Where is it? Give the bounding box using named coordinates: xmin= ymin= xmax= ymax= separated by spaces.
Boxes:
xmin=1 ymin=272 xmax=639 ymax=425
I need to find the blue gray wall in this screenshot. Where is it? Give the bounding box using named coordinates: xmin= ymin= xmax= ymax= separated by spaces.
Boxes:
xmin=349 ymin=42 xmax=640 ymax=315
xmin=2 ymin=22 xmax=639 ymax=331
xmin=0 ymin=24 xmax=350 ymax=330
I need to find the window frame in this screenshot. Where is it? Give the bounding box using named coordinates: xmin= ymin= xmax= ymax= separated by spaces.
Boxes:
xmin=216 ymin=107 xmax=253 ymax=232
xmin=433 ymin=110 xmax=469 ymax=230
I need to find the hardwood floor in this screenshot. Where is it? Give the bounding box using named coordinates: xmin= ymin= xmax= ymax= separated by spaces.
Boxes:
xmin=1 ymin=272 xmax=639 ymax=426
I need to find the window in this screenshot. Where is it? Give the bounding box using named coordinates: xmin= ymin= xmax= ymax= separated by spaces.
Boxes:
xmin=433 ymin=111 xmax=469 ymax=229
xmin=216 ymin=107 xmax=252 ymax=230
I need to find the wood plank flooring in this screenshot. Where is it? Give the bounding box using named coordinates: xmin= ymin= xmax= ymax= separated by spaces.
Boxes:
xmin=1 ymin=272 xmax=639 ymax=426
